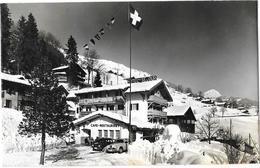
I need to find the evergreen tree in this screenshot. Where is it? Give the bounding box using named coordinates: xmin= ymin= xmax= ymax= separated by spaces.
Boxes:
xmin=19 ymin=42 xmax=74 ymax=165
xmin=9 ymin=16 xmax=27 ymax=74
xmin=65 ymin=35 xmax=78 ymax=64
xmin=20 ymin=13 xmax=39 ymax=73
xmin=94 ymin=71 xmax=102 ymax=87
xmin=65 ymin=35 xmax=82 ymax=87
xmin=1 ymin=4 xmax=13 ymax=71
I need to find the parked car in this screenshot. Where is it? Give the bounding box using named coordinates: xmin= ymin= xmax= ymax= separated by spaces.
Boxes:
xmin=92 ymin=138 xmax=115 ymax=151
xmin=103 ymin=139 xmax=128 ymax=153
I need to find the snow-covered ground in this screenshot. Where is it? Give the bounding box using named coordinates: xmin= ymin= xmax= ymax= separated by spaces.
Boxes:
xmin=218 ymin=116 xmax=259 ymax=143
xmin=2 ymin=108 xmax=65 ymax=153
xmin=128 ymin=124 xmax=228 ymax=165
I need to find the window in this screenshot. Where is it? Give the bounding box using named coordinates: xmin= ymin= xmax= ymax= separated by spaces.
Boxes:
xmin=110 ymin=130 xmax=114 ymax=139
xmin=2 ymin=91 xmax=5 ymax=98
xmin=169 ymin=118 xmax=173 ymax=124
xmin=131 ymin=103 xmax=139 ymax=110
xmin=104 ymin=130 xmax=108 ymax=138
xmin=98 ymin=130 xmax=102 ymax=138
xmin=191 ymin=120 xmax=195 ymax=124
xmin=5 ymin=100 xmax=12 ymax=108
xmin=6 ymin=89 xmax=11 ymax=95
xmin=107 ymin=105 xmax=114 ymax=111
xmin=187 ymin=120 xmax=191 ymax=124
xmin=97 ymin=106 xmax=104 ymax=111
xmin=115 ymin=130 xmax=121 ymax=139
xmin=118 ymin=104 xmax=124 ymax=110
xmin=86 ymin=107 xmax=92 ymax=111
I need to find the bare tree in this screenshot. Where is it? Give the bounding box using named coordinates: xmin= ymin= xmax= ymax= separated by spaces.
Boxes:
xmin=209 ymin=106 xmax=218 ymax=117
xmin=81 ymin=49 xmax=100 ymax=85
xmin=219 ymin=127 xmax=245 ymax=164
xmin=196 ymin=112 xmax=219 ymax=144
xmin=220 ymin=107 xmax=227 ymax=117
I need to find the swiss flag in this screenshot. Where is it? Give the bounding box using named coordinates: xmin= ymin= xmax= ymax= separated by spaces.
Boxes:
xmin=129 ymin=5 xmax=143 ymax=30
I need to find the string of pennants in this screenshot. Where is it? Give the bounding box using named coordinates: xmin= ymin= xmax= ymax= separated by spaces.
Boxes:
xmin=83 ymin=4 xmax=143 ymax=51
xmin=83 ymin=17 xmax=115 ymax=50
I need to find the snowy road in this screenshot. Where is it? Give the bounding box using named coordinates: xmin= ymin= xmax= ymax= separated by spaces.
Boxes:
xmin=3 ymin=145 xmax=132 ymax=166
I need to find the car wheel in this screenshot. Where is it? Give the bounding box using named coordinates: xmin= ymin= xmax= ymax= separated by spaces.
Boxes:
xmin=119 ymin=147 xmax=123 ymax=153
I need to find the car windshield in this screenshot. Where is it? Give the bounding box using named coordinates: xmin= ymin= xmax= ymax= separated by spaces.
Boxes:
xmin=115 ymin=139 xmax=124 ymax=143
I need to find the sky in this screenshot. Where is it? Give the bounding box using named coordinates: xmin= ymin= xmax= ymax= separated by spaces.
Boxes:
xmin=7 ymin=1 xmax=258 ymax=100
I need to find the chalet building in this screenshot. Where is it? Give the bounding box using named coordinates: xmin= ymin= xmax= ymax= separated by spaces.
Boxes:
xmin=164 ymin=106 xmax=196 ymax=133
xmin=201 ymin=98 xmax=214 ymax=104
xmin=214 ymin=101 xmax=226 ymax=107
xmin=52 ymin=63 xmax=86 ymax=88
xmin=1 ymin=72 xmax=30 ymax=110
xmin=72 ymin=78 xmax=173 ymax=144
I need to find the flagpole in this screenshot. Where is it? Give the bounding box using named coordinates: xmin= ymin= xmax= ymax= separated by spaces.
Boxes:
xmin=128 ymin=2 xmax=132 ymax=143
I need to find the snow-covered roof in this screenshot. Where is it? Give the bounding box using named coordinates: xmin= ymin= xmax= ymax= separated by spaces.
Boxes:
xmin=54 ymin=72 xmax=66 ymax=75
xmin=73 ymin=111 xmax=154 ymax=128
xmin=76 ymin=84 xmax=129 ymax=94
xmin=215 ymin=102 xmax=226 ymax=105
xmin=164 ymin=105 xmax=191 ymax=116
xmin=67 ymin=91 xmax=77 ymax=98
xmin=1 ymin=72 xmax=30 ymax=86
xmin=125 ymin=79 xmax=163 ymax=93
xmin=67 ymin=101 xmax=76 ymax=111
xmin=58 ymin=83 xmax=69 ymax=91
xmin=52 ymin=65 xmax=69 ymax=71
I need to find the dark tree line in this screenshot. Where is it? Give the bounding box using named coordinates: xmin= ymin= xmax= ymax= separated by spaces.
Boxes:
xmin=1 ymin=4 xmax=66 ymax=74
xmin=2 ymin=4 xmax=74 ymax=165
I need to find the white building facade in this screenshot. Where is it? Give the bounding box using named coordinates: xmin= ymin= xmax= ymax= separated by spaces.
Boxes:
xmin=72 ymin=78 xmax=173 ymax=144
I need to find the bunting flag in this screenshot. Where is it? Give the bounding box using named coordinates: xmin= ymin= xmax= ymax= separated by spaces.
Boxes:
xmin=106 ymin=17 xmax=116 ymax=29
xmin=94 ymin=34 xmax=101 ymax=40
xmin=99 ymin=28 xmax=105 ymax=35
xmin=90 ymin=38 xmax=95 ymax=46
xmin=84 ymin=16 xmax=116 ymax=49
xmin=129 ymin=5 xmax=143 ymax=30
xmin=83 ymin=44 xmax=89 ymax=50
xmin=111 ymin=17 xmax=115 ymax=25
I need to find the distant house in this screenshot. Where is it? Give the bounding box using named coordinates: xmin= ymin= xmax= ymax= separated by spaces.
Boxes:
xmin=164 ymin=106 xmax=196 ymax=133
xmin=1 ymin=72 xmax=30 ymax=110
xmin=52 ymin=63 xmax=87 ymax=88
xmin=201 ymin=98 xmax=214 ymax=104
xmin=214 ymin=102 xmax=226 ymax=107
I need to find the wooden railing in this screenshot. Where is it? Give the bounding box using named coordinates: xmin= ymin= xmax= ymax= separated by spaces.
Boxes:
xmin=79 ymin=109 xmax=126 ymax=118
xmin=79 ymin=96 xmax=124 ymax=105
xmin=147 ymin=109 xmax=167 ymax=117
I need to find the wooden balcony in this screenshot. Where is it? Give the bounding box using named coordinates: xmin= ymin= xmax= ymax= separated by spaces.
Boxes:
xmin=147 ymin=109 xmax=167 ymax=118
xmin=148 ymin=95 xmax=168 ymax=106
xmin=79 ymin=109 xmax=126 ymax=118
xmin=79 ymin=96 xmax=124 ymax=105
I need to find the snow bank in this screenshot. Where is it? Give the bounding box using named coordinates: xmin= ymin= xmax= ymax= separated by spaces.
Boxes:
xmin=2 ymin=108 xmax=65 ymax=153
xmin=128 ymin=124 xmax=228 ymax=165
xmin=128 ymin=124 xmax=184 ymax=164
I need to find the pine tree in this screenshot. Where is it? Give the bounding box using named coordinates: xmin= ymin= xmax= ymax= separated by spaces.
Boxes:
xmin=94 ymin=71 xmax=102 ymax=87
xmin=21 ymin=13 xmax=39 ymax=73
xmin=65 ymin=35 xmax=82 ymax=87
xmin=65 ymin=35 xmax=78 ymax=64
xmin=1 ymin=4 xmax=13 ymax=71
xmin=9 ymin=16 xmax=27 ymax=74
xmin=18 ymin=42 xmax=74 ymax=165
